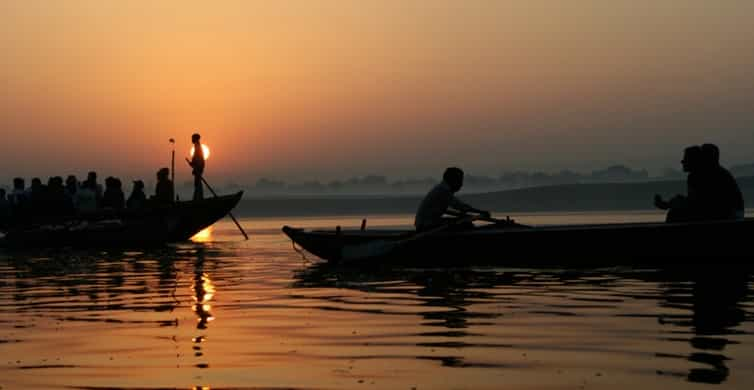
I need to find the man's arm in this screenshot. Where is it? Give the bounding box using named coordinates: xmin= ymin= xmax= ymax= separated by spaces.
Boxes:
xmin=448 ymin=197 xmax=490 ymax=218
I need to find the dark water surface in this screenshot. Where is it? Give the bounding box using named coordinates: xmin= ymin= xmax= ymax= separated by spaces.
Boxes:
xmin=1 ymin=213 xmax=753 ymax=389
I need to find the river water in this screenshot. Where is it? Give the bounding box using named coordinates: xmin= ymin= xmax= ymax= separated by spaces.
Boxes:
xmin=1 ymin=211 xmax=753 ymax=389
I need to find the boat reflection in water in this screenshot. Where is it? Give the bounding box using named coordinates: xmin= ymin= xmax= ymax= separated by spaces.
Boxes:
xmin=655 ymin=268 xmax=750 ymax=384
xmin=293 ymin=263 xmax=752 ymax=383
xmin=191 ymin=247 xmax=216 ymax=366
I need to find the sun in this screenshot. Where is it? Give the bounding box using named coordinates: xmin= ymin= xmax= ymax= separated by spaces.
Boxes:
xmin=190 ymin=144 xmax=211 ymax=160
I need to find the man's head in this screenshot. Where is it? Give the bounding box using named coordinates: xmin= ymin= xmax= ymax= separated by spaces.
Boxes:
xmin=443 ymin=167 xmax=464 ymax=192
xmin=66 ymin=175 xmax=77 ymax=188
xmin=701 ymin=143 xmax=720 ymax=168
xmin=157 ymin=167 xmax=170 ymax=180
xmin=192 ymin=133 xmax=201 ymax=143
xmin=87 ymin=171 xmax=97 ymax=182
xmin=31 ymin=178 xmax=42 ymax=189
xmin=681 ymin=146 xmax=703 ymax=173
xmin=133 ymin=180 xmax=144 ymax=190
xmin=13 ymin=177 xmax=24 ymax=190
xmin=0 ymin=188 xmax=6 ymax=199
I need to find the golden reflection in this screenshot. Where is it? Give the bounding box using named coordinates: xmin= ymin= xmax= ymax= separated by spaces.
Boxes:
xmin=192 ymin=272 xmax=216 ymax=329
xmin=191 ymin=226 xmax=213 ymax=242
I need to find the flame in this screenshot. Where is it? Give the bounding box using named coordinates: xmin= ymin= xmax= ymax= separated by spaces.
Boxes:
xmin=190 ymin=144 xmax=211 ymax=160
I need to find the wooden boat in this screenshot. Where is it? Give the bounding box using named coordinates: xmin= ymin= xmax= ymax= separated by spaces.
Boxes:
xmin=0 ymin=192 xmax=243 ymax=248
xmin=283 ymin=218 xmax=754 ymax=266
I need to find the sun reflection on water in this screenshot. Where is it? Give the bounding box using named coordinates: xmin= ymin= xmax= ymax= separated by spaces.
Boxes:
xmin=192 ymin=272 xmax=216 ymax=328
xmin=191 ymin=226 xmax=213 ymax=242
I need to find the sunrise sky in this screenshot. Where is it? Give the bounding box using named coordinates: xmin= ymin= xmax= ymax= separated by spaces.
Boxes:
xmin=2 ymin=0 xmax=753 ymax=184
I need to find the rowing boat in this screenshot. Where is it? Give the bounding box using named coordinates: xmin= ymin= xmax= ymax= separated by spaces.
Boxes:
xmin=283 ymin=218 xmax=754 ymax=266
xmin=0 ymin=191 xmax=243 ymax=248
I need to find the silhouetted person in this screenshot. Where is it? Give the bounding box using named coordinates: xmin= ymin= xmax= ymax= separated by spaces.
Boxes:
xmin=655 ymin=146 xmax=708 ymax=222
xmin=28 ymin=177 xmax=47 ymax=216
xmin=83 ymin=171 xmax=103 ymax=207
xmin=8 ymin=177 xmax=27 ymax=212
xmin=0 ymin=188 xmax=9 ymax=224
xmin=154 ymin=168 xmax=174 ymax=204
xmin=65 ymin=175 xmax=78 ymax=197
xmin=127 ymin=180 xmax=147 ymax=209
xmin=47 ymin=176 xmax=70 ymax=215
xmin=700 ymin=144 xmax=744 ymax=220
xmin=102 ymin=177 xmax=125 ymax=209
xmin=190 ymin=133 xmax=205 ymax=201
xmin=64 ymin=175 xmax=78 ymax=210
xmin=414 ymin=167 xmax=490 ymax=231
xmin=74 ymin=178 xmax=98 ymax=212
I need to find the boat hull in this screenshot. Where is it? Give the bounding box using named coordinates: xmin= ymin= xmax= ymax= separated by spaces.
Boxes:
xmin=283 ymin=218 xmax=754 ymax=266
xmin=1 ymin=192 xmax=243 ymax=248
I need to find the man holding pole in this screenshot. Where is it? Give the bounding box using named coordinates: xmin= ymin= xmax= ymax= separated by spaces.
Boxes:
xmin=190 ymin=133 xmax=206 ymax=201
xmin=185 ymin=133 xmax=249 ymax=240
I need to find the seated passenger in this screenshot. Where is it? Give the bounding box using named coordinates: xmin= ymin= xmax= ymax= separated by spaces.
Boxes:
xmin=127 ymin=180 xmax=147 ymax=209
xmin=47 ymin=176 xmax=70 ymax=215
xmin=654 ymin=145 xmax=721 ymax=223
xmin=28 ymin=178 xmax=47 ymax=216
xmin=700 ymin=144 xmax=744 ymax=220
xmin=74 ymin=180 xmax=98 ymax=213
xmin=153 ymin=168 xmax=174 ymax=204
xmin=83 ymin=171 xmax=103 ymax=208
xmin=102 ymin=177 xmax=125 ymax=209
xmin=414 ymin=167 xmax=490 ymax=231
xmin=8 ymin=177 xmax=28 ymax=212
xmin=0 ymin=189 xmax=10 ymax=223
xmin=64 ymin=175 xmax=78 ymax=211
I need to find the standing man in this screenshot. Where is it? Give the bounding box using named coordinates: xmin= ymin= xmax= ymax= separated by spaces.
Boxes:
xmin=190 ymin=133 xmax=206 ymax=201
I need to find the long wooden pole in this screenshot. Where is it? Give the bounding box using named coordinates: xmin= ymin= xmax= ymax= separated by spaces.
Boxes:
xmin=171 ymin=142 xmax=175 ymax=200
xmin=186 ymin=158 xmax=249 ymax=240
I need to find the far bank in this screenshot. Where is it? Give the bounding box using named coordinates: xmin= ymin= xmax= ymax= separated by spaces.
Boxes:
xmin=232 ymin=177 xmax=754 ymax=217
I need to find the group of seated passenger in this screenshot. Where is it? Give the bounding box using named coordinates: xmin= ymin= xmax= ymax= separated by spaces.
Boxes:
xmin=0 ymin=168 xmax=176 ymax=220
xmin=654 ymin=143 xmax=744 ymax=222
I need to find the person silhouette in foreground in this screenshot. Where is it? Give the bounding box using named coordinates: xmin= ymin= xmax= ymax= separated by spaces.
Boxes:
xmin=154 ymin=168 xmax=174 ymax=205
xmin=700 ymin=143 xmax=744 ymax=220
xmin=127 ymin=180 xmax=147 ymax=209
xmin=9 ymin=177 xmax=27 ymax=212
xmin=655 ymin=145 xmax=744 ymax=222
xmin=190 ymin=133 xmax=205 ymax=201
xmin=414 ymin=167 xmax=490 ymax=231
xmin=655 ymin=146 xmax=705 ymax=222
xmin=0 ymin=188 xmax=10 ymax=224
xmin=83 ymin=171 xmax=103 ymax=207
xmin=102 ymin=177 xmax=125 ymax=210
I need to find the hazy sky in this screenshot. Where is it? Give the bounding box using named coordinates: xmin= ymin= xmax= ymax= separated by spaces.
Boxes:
xmin=2 ymin=0 xmax=754 ymax=183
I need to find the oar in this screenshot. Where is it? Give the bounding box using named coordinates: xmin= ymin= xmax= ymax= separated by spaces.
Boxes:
xmin=341 ymin=214 xmax=480 ymax=262
xmin=446 ymin=210 xmax=531 ymax=229
xmin=477 ymin=215 xmax=532 ymax=229
xmin=186 ymin=158 xmax=249 ymax=240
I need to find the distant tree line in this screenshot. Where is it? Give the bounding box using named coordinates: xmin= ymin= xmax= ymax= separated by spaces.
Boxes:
xmin=231 ymin=164 xmax=709 ymax=195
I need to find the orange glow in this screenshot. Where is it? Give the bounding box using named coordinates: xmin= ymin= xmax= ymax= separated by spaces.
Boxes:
xmin=191 ymin=226 xmax=213 ymax=242
xmin=190 ymin=144 xmax=211 ymax=160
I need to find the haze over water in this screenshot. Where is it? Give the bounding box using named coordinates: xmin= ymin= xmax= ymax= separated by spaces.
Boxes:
xmin=1 ymin=214 xmax=753 ymax=389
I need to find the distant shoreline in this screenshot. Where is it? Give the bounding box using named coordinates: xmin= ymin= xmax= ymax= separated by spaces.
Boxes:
xmin=233 ymin=177 xmax=754 ymax=217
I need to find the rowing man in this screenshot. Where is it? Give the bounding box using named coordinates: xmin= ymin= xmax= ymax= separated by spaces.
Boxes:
xmin=414 ymin=167 xmax=490 ymax=231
